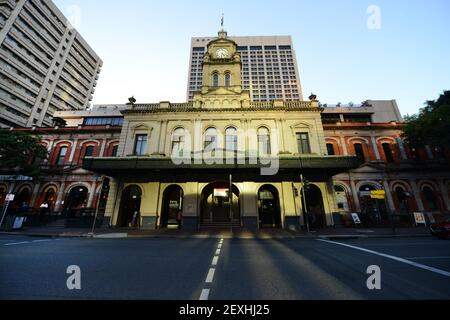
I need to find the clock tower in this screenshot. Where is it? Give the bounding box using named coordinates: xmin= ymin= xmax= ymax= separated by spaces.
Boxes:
xmin=193 ymin=28 xmax=250 ymax=108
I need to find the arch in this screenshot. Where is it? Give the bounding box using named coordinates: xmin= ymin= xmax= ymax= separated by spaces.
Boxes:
xmin=160 ymin=185 xmax=184 ymax=228
xmin=357 ymin=182 xmax=388 ymax=225
xmin=257 ymin=126 xmax=271 ymax=155
xmin=334 ymin=182 xmax=351 ymax=212
xmin=389 ymin=180 xmax=412 ymax=193
xmin=347 ymin=137 xmax=370 ymax=144
xmin=171 ymin=127 xmax=186 ymax=155
xmin=36 ymin=183 xmax=59 ymax=209
xmin=212 ymin=71 xmax=219 ymax=87
xmin=224 ymin=72 xmax=231 ymax=87
xmin=422 ymin=185 xmax=439 ymax=212
xmin=302 ymin=184 xmax=326 ymax=229
xmin=376 ymin=136 xmax=397 ymax=144
xmin=12 ymin=185 xmax=32 ymax=212
xmin=117 ymin=185 xmax=142 ymax=228
xmin=418 ymin=180 xmax=439 ymax=191
xmin=64 ymin=182 xmax=92 ymax=194
xmin=200 ymin=182 xmax=240 ymax=225
xmin=291 ymin=121 xmax=313 ymax=129
xmin=355 ymin=181 xmax=382 ymax=191
xmin=258 ymin=185 xmax=281 ymax=228
xmin=333 ymin=182 xmax=351 ymax=194
xmin=63 ymin=186 xmax=89 ymax=218
xmin=79 ymin=140 xmax=101 ymax=148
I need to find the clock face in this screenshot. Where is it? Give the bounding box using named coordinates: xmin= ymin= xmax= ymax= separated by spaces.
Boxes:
xmin=216 ymin=48 xmax=229 ymax=58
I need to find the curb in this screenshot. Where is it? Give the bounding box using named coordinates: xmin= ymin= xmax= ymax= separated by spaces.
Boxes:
xmin=1 ymin=231 xmax=432 ymax=240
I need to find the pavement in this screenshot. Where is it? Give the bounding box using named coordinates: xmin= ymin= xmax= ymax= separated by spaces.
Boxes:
xmin=1 ymin=234 xmax=449 ymax=299
xmin=0 ymin=225 xmax=433 ymax=240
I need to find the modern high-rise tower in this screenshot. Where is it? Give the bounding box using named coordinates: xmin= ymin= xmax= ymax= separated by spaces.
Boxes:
xmin=187 ymin=35 xmax=303 ymax=102
xmin=0 ymin=0 xmax=102 ymax=128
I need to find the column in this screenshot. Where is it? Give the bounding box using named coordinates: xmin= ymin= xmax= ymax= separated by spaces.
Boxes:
xmin=350 ymin=179 xmax=360 ymax=212
xmin=396 ymin=137 xmax=408 ymax=160
xmin=68 ymin=139 xmax=78 ymax=163
xmin=30 ymin=183 xmax=41 ymax=208
xmin=438 ymin=180 xmax=450 ymax=211
xmin=382 ymin=180 xmax=395 ymax=213
xmin=371 ymin=137 xmax=381 ymax=160
xmin=340 ymin=136 xmax=348 ymax=156
xmin=409 ymin=179 xmax=425 ymax=211
xmin=87 ymin=182 xmax=97 ymax=208
xmin=99 ymin=139 xmax=107 ymax=157
xmin=55 ymin=182 xmax=66 ymax=213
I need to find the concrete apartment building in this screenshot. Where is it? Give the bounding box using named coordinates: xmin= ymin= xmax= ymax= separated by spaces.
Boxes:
xmin=0 ymin=0 xmax=102 ymax=128
xmin=187 ymin=35 xmax=303 ymax=102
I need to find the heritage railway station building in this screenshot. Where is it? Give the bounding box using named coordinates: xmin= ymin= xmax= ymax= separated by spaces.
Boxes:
xmin=1 ymin=29 xmax=449 ymax=230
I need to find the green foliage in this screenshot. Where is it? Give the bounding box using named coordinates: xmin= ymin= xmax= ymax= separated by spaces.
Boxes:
xmin=403 ymin=90 xmax=450 ymax=148
xmin=0 ymin=130 xmax=48 ymax=180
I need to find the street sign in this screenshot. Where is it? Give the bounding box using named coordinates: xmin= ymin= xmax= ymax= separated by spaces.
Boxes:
xmin=371 ymin=190 xmax=385 ymax=199
xmin=5 ymin=194 xmax=15 ymax=202
xmin=413 ymin=212 xmax=427 ymax=226
xmin=351 ymin=213 xmax=362 ymax=225
xmin=214 ymin=189 xmax=229 ymax=198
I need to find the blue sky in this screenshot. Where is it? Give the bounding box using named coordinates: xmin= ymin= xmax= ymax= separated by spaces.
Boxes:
xmin=54 ymin=0 xmax=450 ymax=116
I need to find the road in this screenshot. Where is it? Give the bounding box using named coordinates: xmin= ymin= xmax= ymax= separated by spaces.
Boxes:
xmin=1 ymin=235 xmax=449 ymax=300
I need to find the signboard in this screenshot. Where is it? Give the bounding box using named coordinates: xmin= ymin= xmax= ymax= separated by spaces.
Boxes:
xmin=5 ymin=194 xmax=15 ymax=202
xmin=413 ymin=212 xmax=427 ymax=226
xmin=169 ymin=201 xmax=179 ymax=209
xmin=351 ymin=213 xmax=362 ymax=225
xmin=214 ymin=189 xmax=229 ymax=198
xmin=371 ymin=190 xmax=385 ymax=200
xmin=12 ymin=217 xmax=25 ymax=230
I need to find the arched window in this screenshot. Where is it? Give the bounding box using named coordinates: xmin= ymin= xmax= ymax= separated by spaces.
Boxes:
xmin=423 ymin=186 xmax=438 ymax=211
xmin=382 ymin=143 xmax=394 ymax=162
xmin=172 ymin=128 xmax=185 ymax=155
xmin=204 ymin=128 xmax=218 ymax=150
xmin=354 ymin=143 xmax=365 ymax=163
xmin=224 ymin=72 xmax=231 ymax=87
xmin=326 ymin=143 xmax=336 ymax=156
xmin=258 ymin=127 xmax=271 ymax=156
xmin=56 ymin=146 xmax=68 ymax=166
xmin=83 ymin=146 xmax=95 ymax=159
xmin=225 ymin=127 xmax=238 ymax=153
xmin=212 ymin=72 xmax=219 ymax=87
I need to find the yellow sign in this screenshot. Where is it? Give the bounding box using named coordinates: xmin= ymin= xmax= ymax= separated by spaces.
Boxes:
xmin=371 ymin=190 xmax=385 ymax=199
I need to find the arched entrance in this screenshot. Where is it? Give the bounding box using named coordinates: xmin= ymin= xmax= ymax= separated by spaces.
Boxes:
xmin=201 ymin=182 xmax=240 ymax=226
xmin=334 ymin=185 xmax=350 ymax=212
xmin=64 ymin=186 xmax=89 ymax=218
xmin=302 ymin=184 xmax=326 ymax=229
xmin=160 ymin=185 xmax=184 ymax=228
xmin=12 ymin=186 xmax=32 ymax=214
xmin=359 ymin=184 xmax=388 ymax=225
xmin=258 ymin=185 xmax=281 ymax=228
xmin=117 ymin=185 xmax=142 ymax=228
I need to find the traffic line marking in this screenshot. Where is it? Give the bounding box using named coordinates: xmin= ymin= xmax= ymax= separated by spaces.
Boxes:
xmin=205 ymin=268 xmax=216 ymax=283
xmin=218 ymin=243 xmax=223 ymax=249
xmin=32 ymin=239 xmax=52 ymax=243
xmin=318 ymin=239 xmax=450 ymax=277
xmin=215 ymin=249 xmax=221 ymax=255
xmin=212 ymin=256 xmax=219 ymax=266
xmin=199 ymin=289 xmax=210 ymax=301
xmin=4 ymin=241 xmax=29 ymax=246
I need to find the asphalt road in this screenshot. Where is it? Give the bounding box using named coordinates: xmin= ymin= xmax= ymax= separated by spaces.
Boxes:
xmin=1 ymin=235 xmax=449 ymax=300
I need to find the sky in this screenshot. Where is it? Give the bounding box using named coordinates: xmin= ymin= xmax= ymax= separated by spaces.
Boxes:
xmin=53 ymin=0 xmax=450 ymax=116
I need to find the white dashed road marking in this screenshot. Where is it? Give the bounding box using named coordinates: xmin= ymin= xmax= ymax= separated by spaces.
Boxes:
xmin=199 ymin=239 xmax=224 ymax=300
xmin=4 ymin=241 xmax=29 ymax=246
xmin=318 ymin=239 xmax=450 ymax=277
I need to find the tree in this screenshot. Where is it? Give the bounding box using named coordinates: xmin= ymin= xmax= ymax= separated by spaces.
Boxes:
xmin=0 ymin=130 xmax=48 ymax=180
xmin=403 ymin=90 xmax=450 ymax=148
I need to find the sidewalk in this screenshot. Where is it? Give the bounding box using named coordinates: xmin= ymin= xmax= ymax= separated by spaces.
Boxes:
xmin=0 ymin=225 xmax=432 ymax=240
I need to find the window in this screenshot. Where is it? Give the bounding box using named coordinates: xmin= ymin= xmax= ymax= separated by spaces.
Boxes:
xmin=296 ymin=133 xmax=311 ymax=154
xmin=172 ymin=128 xmax=185 ymax=155
xmin=84 ymin=146 xmax=94 ymax=159
xmin=204 ymin=128 xmax=217 ymax=151
xmin=327 ymin=143 xmax=335 ymax=156
xmin=56 ymin=146 xmax=67 ymax=165
xmin=212 ymin=72 xmax=219 ymax=87
xmin=258 ymin=127 xmax=271 ymax=155
xmin=354 ymin=143 xmax=365 ymax=162
xmin=382 ymin=143 xmax=394 ymax=162
xmin=111 ymin=145 xmax=118 ymax=157
xmin=134 ymin=135 xmax=148 ymax=156
xmin=225 ymin=127 xmax=238 ymax=153
xmin=224 ymin=73 xmax=231 ymax=87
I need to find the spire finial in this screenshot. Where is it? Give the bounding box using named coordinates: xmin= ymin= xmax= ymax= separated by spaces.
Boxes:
xmin=221 ymin=13 xmax=224 ymax=31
